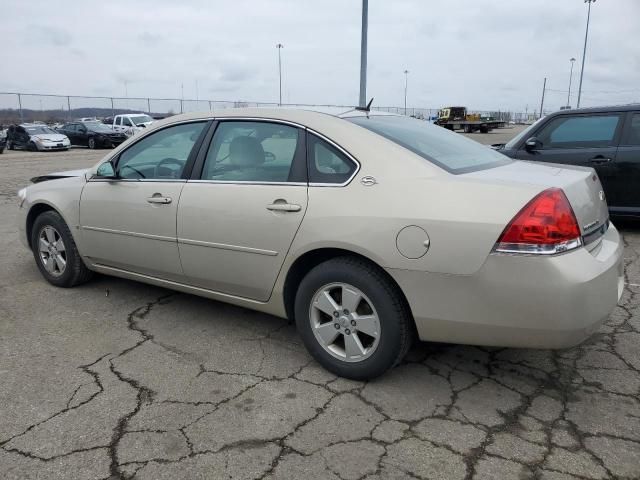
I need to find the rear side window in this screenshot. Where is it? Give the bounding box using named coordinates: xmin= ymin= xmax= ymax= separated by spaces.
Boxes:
xmin=307 ymin=133 xmax=357 ymax=184
xmin=347 ymin=115 xmax=510 ymax=174
xmin=537 ymin=114 xmax=621 ymax=149
xmin=621 ymin=113 xmax=640 ymax=146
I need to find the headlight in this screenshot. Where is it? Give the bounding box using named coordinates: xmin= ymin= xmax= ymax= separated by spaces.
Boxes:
xmin=17 ymin=187 xmax=27 ymax=207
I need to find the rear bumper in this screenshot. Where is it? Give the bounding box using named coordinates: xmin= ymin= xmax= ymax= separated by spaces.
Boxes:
xmin=388 ymin=223 xmax=624 ymax=349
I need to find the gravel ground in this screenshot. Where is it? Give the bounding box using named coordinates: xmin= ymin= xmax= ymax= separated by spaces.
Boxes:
xmin=1 ymin=131 xmax=639 ymax=479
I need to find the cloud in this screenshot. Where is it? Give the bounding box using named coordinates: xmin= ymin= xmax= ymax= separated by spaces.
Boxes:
xmin=1 ymin=0 xmax=638 ymax=112
xmin=27 ymin=25 xmax=72 ymax=46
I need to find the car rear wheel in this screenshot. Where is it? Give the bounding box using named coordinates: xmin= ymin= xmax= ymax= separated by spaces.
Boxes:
xmin=295 ymin=256 xmax=414 ymax=379
xmin=88 ymin=137 xmax=96 ymax=149
xmin=31 ymin=211 xmax=93 ymax=288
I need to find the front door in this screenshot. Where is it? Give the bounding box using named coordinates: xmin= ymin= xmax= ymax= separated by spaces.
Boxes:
xmin=178 ymin=120 xmax=308 ymax=301
xmin=79 ymin=121 xmax=208 ymax=281
xmin=516 ymin=113 xmax=624 ymax=207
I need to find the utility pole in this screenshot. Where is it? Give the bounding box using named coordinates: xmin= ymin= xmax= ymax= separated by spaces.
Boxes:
xmin=358 ymin=0 xmax=368 ymax=107
xmin=577 ymin=0 xmax=595 ymax=108
xmin=403 ymin=70 xmax=409 ymax=115
xmin=567 ymin=58 xmax=576 ymax=107
xmin=539 ymin=77 xmax=547 ymax=119
xmin=276 ymin=43 xmax=284 ymax=106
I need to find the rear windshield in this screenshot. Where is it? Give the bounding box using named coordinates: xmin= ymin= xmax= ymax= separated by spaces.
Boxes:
xmin=347 ymin=115 xmax=511 ymax=174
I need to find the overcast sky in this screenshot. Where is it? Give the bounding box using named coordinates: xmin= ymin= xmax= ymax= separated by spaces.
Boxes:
xmin=2 ymin=0 xmax=639 ymax=113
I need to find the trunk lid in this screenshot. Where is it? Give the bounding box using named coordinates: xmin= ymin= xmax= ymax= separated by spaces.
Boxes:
xmin=466 ymin=160 xmax=609 ymax=242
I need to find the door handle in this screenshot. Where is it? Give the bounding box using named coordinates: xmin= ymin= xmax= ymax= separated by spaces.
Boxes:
xmin=147 ymin=195 xmax=172 ymax=204
xmin=589 ymin=156 xmax=612 ymax=164
xmin=266 ymin=202 xmax=301 ymax=212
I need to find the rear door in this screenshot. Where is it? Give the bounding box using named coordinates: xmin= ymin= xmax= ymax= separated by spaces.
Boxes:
xmin=177 ymin=120 xmax=308 ymax=301
xmin=516 ymin=112 xmax=623 ymax=207
xmin=612 ymin=112 xmax=640 ymax=214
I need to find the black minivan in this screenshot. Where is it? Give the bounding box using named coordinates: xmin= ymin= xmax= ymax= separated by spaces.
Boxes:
xmin=496 ymin=105 xmax=640 ymax=218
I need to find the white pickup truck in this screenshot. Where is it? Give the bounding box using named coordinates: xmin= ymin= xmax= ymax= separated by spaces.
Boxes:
xmin=112 ymin=113 xmax=154 ymax=136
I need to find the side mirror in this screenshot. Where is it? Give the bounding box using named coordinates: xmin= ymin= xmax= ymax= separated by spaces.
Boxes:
xmin=96 ymin=161 xmax=117 ymax=179
xmin=524 ymin=137 xmax=541 ymax=151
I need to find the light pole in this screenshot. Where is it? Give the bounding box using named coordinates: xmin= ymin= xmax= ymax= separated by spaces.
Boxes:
xmin=276 ymin=43 xmax=284 ymax=106
xmin=403 ymin=70 xmax=409 ymax=115
xmin=567 ymin=57 xmax=576 ymax=108
xmin=577 ymin=0 xmax=595 ymax=109
xmin=359 ymin=0 xmax=368 ymax=108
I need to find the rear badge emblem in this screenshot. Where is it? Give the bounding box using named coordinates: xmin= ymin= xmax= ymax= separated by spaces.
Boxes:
xmin=599 ymin=190 xmax=605 ymax=201
xmin=360 ymin=176 xmax=378 ymax=186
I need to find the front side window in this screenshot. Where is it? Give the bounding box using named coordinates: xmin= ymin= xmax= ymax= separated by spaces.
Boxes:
xmin=122 ymin=117 xmax=133 ymax=127
xmin=116 ymin=122 xmax=206 ymax=180
xmin=307 ymin=133 xmax=357 ymax=184
xmin=536 ymin=114 xmax=622 ymax=149
xmin=347 ymin=115 xmax=510 ymax=174
xmin=201 ymin=121 xmax=302 ymax=182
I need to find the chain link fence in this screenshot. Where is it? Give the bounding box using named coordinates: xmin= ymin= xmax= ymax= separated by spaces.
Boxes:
xmin=0 ymin=92 xmax=534 ymax=126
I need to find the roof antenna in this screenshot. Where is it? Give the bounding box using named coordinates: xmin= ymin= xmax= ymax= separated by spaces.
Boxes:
xmin=355 ymin=97 xmax=374 ymax=112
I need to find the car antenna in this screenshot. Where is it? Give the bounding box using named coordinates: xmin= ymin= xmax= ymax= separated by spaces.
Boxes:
xmin=355 ymin=97 xmax=374 ymax=112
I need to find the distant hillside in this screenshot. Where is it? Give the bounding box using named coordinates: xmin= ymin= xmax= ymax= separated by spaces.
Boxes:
xmin=0 ymin=107 xmax=171 ymax=125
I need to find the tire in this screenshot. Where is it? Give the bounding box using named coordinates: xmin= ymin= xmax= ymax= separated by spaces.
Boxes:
xmin=295 ymin=256 xmax=414 ymax=380
xmin=464 ymin=124 xmax=473 ymax=133
xmin=28 ymin=141 xmax=38 ymax=152
xmin=479 ymin=125 xmax=489 ymax=133
xmin=88 ymin=137 xmax=96 ymax=149
xmin=31 ymin=211 xmax=93 ymax=288
xmin=7 ymin=140 xmax=13 ymax=150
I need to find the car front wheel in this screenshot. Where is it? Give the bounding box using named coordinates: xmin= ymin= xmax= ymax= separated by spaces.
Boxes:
xmin=31 ymin=211 xmax=93 ymax=287
xmin=295 ymin=256 xmax=413 ymax=379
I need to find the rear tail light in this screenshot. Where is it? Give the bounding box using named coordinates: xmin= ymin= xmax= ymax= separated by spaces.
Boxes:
xmin=494 ymin=188 xmax=582 ymax=255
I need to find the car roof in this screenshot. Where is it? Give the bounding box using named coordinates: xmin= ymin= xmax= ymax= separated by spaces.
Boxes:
xmin=150 ymin=107 xmax=400 ymax=127
xmin=546 ymin=104 xmax=640 ymax=117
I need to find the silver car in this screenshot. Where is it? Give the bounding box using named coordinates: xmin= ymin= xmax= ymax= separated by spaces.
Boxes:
xmin=17 ymin=109 xmax=624 ymax=379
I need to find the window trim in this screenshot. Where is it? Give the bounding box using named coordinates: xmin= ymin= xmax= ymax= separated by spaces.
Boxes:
xmin=192 ymin=118 xmax=308 ymax=185
xmin=526 ymin=112 xmax=625 ymax=151
xmin=89 ymin=119 xmax=211 ymax=183
xmin=306 ymin=130 xmax=360 ymax=187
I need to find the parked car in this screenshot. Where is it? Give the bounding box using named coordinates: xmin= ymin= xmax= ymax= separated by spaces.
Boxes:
xmin=495 ymin=105 xmax=640 ymax=218
xmin=0 ymin=127 xmax=6 ymax=154
xmin=57 ymin=121 xmax=127 ymax=149
xmin=17 ymin=108 xmax=623 ymax=379
xmin=111 ymin=113 xmax=154 ymax=137
xmin=6 ymin=124 xmax=70 ymax=151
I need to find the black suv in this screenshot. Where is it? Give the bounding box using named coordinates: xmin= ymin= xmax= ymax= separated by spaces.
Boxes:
xmin=56 ymin=121 xmax=127 ymax=149
xmin=497 ymin=105 xmax=640 ymax=218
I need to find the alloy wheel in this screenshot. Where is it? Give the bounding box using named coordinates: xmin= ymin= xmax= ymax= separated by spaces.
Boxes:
xmin=309 ymin=282 xmax=381 ymax=363
xmin=38 ymin=226 xmax=67 ymax=277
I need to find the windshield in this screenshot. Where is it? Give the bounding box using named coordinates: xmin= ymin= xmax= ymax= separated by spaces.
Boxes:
xmin=130 ymin=115 xmax=153 ymax=126
xmin=504 ymin=117 xmax=546 ymax=150
xmin=85 ymin=122 xmax=114 ymax=133
xmin=347 ymin=115 xmax=511 ymax=174
xmin=25 ymin=126 xmax=58 ymax=135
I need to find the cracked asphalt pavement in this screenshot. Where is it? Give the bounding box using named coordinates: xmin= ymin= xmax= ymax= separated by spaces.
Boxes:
xmin=1 ymin=138 xmax=640 ymax=479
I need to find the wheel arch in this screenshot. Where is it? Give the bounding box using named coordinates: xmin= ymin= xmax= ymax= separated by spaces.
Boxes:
xmin=26 ymin=202 xmax=62 ymax=249
xmin=282 ymin=247 xmax=415 ymax=326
